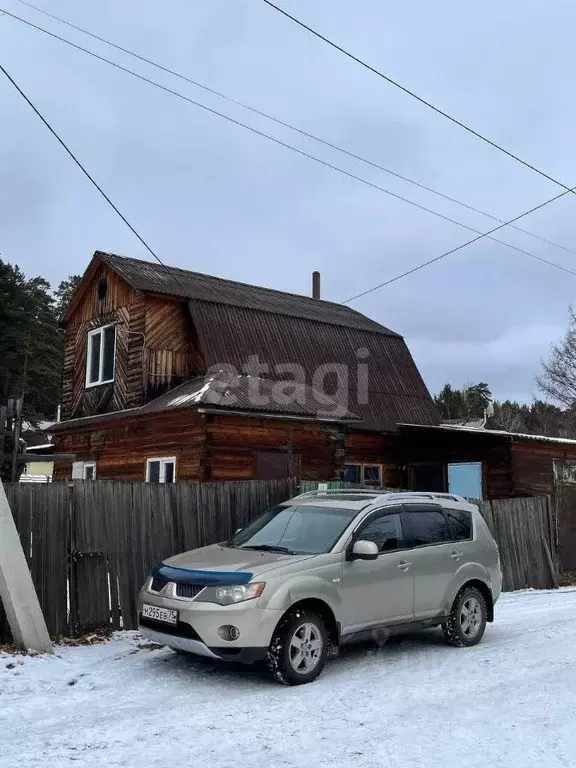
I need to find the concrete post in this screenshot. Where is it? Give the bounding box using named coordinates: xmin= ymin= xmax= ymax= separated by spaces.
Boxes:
xmin=0 ymin=481 xmax=53 ymax=653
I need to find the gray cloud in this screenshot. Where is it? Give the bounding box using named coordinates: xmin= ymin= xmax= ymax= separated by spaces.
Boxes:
xmin=2 ymin=0 xmax=576 ymax=402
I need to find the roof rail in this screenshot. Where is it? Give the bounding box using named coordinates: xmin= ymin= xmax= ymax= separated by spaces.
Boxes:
xmin=293 ymin=488 xmax=381 ymax=500
xmin=372 ymin=491 xmax=468 ymax=504
xmin=292 ymin=489 xmax=470 ymax=504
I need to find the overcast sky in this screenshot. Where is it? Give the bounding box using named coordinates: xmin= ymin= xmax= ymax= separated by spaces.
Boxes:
xmin=2 ymin=0 xmax=576 ymax=403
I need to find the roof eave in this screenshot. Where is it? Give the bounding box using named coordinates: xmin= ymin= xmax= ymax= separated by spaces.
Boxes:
xmin=197 ymin=407 xmax=362 ymax=424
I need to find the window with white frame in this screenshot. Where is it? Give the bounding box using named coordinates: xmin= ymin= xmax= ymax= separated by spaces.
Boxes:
xmin=146 ymin=457 xmax=176 ymax=483
xmin=83 ymin=462 xmax=97 ymax=481
xmin=71 ymin=460 xmax=97 ymax=480
xmin=86 ymin=324 xmax=116 ymax=387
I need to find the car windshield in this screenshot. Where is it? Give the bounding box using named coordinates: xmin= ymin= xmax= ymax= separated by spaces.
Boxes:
xmin=231 ymin=503 xmax=359 ymax=555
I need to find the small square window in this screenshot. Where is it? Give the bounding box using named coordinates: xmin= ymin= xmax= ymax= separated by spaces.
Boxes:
xmin=146 ymin=457 xmax=176 ymax=483
xmin=363 ymin=465 xmax=382 ymax=486
xmin=86 ymin=325 xmax=116 ymax=387
xmin=72 ymin=461 xmax=97 ymax=480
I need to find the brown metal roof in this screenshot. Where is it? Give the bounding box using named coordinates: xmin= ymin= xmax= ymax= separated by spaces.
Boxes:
xmin=189 ymin=302 xmax=438 ymax=432
xmin=97 ymin=251 xmax=397 ymax=336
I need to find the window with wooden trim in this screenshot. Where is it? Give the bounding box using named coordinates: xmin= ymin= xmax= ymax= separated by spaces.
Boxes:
xmin=362 ymin=465 xmax=382 ymax=486
xmin=86 ymin=324 xmax=116 ymax=387
xmin=343 ymin=463 xmax=383 ymax=486
xmin=146 ymin=457 xmax=176 ymax=483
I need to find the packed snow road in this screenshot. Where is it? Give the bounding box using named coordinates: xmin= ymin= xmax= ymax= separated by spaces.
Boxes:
xmin=2 ymin=588 xmax=576 ymax=768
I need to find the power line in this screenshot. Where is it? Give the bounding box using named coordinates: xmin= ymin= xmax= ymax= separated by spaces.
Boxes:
xmin=261 ymin=0 xmax=576 ymax=196
xmin=3 ymin=9 xmax=576 ymax=285
xmin=0 ymin=61 xmax=191 ymax=298
xmin=343 ymin=185 xmax=576 ymax=303
xmin=11 ymin=0 xmax=576 ymax=259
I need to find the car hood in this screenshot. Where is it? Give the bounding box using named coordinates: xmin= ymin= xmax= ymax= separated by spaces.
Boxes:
xmin=163 ymin=544 xmax=314 ymax=577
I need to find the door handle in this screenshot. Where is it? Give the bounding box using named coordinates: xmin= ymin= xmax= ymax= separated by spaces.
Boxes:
xmin=450 ymin=551 xmax=462 ymax=561
xmin=397 ymin=560 xmax=412 ymax=571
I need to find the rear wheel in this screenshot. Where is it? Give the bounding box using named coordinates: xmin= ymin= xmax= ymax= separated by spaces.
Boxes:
xmin=266 ymin=610 xmax=328 ymax=685
xmin=444 ymin=586 xmax=487 ymax=647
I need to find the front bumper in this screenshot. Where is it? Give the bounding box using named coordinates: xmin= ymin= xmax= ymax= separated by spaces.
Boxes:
xmin=138 ymin=624 xmax=267 ymax=663
xmin=137 ymin=587 xmax=283 ymax=662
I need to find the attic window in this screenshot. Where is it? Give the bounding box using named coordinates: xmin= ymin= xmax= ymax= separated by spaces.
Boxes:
xmin=86 ymin=324 xmax=116 ymax=387
xmin=98 ymin=278 xmax=108 ymax=300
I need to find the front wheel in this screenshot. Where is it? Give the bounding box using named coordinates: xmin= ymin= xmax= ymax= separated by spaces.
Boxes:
xmin=266 ymin=610 xmax=328 ymax=685
xmin=444 ymin=586 xmax=487 ymax=647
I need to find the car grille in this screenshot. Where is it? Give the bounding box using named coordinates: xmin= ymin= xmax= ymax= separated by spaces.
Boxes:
xmin=175 ymin=583 xmax=204 ymax=599
xmin=150 ymin=577 xmax=169 ymax=592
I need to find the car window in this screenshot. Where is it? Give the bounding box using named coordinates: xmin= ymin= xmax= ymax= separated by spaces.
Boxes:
xmin=444 ymin=507 xmax=472 ymax=541
xmin=358 ymin=512 xmax=403 ymax=552
xmin=408 ymin=506 xmax=451 ymax=546
xmin=232 ymin=503 xmax=359 ymax=554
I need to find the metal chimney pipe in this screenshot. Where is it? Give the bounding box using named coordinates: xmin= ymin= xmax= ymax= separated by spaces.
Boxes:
xmin=312 ymin=271 xmax=321 ymax=299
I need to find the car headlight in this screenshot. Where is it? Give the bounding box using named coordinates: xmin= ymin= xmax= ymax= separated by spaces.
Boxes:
xmin=197 ymin=582 xmax=265 ymax=606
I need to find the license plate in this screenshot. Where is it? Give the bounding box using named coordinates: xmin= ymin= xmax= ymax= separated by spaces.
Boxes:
xmin=142 ymin=603 xmax=178 ymax=626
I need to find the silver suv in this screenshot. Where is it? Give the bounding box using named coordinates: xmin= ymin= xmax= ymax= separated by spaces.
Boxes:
xmin=138 ymin=490 xmax=501 ymax=685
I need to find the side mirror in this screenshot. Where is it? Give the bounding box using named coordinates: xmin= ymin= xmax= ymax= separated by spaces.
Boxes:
xmin=352 ymin=540 xmax=379 ymax=561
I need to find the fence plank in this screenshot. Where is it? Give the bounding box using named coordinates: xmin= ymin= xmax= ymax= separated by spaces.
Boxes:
xmin=1 ymin=480 xmax=561 ymax=643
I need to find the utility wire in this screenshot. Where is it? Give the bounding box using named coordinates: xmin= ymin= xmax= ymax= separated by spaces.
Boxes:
xmin=0 ymin=61 xmax=192 ymax=298
xmin=343 ymin=185 xmax=576 ymax=303
xmin=11 ymin=0 xmax=576 ymax=259
xmin=3 ymin=8 xmax=576 ymax=285
xmin=261 ymin=0 xmax=576 ymax=196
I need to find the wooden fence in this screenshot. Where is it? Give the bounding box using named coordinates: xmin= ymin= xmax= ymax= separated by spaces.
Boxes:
xmin=0 ymin=480 xmax=560 ymax=642
xmin=556 ymin=483 xmax=576 ymax=570
xmin=0 ymin=478 xmax=296 ymax=642
xmin=477 ymin=496 xmax=557 ymax=592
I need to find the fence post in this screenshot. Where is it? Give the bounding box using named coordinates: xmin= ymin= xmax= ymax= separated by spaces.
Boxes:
xmin=0 ymin=480 xmax=53 ymax=653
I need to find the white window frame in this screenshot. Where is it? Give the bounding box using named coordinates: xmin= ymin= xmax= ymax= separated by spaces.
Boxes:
xmin=72 ymin=460 xmax=97 ymax=480
xmin=86 ymin=323 xmax=116 ymax=388
xmin=83 ymin=462 xmax=97 ymax=481
xmin=146 ymin=457 xmax=177 ymax=483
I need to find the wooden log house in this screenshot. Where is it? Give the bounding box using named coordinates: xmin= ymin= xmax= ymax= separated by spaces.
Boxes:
xmin=50 ymin=251 xmax=576 ymax=501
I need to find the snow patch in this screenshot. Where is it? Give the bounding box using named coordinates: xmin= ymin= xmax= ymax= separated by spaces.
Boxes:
xmin=168 ymin=377 xmax=215 ymax=407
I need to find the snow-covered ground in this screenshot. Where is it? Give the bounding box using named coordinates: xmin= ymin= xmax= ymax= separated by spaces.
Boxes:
xmin=2 ymin=589 xmax=576 ymax=768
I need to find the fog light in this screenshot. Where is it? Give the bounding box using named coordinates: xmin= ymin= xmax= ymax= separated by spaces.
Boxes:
xmin=218 ymin=625 xmax=240 ymax=642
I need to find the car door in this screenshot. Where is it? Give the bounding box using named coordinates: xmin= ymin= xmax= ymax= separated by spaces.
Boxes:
xmin=341 ymin=506 xmax=414 ymax=633
xmin=403 ymin=503 xmax=460 ymax=620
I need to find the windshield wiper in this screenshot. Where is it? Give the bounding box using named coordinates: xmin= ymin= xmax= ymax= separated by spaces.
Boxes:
xmin=239 ymin=544 xmax=296 ymax=554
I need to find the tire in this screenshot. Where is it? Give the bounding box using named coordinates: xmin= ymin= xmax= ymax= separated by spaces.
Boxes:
xmin=444 ymin=586 xmax=487 ymax=647
xmin=266 ymin=610 xmax=328 ymax=685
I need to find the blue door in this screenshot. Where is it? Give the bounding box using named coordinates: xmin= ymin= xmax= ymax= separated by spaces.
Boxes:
xmin=448 ymin=462 xmax=483 ymax=500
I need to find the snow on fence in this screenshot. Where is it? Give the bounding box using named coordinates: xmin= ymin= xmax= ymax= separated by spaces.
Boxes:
xmin=0 ymin=480 xmax=560 ymax=642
